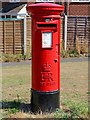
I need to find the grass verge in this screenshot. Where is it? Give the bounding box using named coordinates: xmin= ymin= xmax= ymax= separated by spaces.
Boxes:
xmin=1 ymin=62 xmax=88 ymax=118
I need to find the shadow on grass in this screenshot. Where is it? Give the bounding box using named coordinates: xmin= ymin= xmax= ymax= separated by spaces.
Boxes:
xmin=1 ymin=100 xmax=31 ymax=113
xmin=1 ymin=101 xmax=88 ymax=119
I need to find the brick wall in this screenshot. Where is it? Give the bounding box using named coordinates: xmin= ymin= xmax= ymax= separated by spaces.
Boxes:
xmin=69 ymin=3 xmax=89 ymax=16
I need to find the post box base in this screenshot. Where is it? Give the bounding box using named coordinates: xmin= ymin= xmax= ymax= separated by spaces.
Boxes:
xmin=31 ymin=89 xmax=60 ymax=114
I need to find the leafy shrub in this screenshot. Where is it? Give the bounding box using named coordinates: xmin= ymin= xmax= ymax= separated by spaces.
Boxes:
xmin=61 ymin=49 xmax=81 ymax=58
xmin=1 ymin=53 xmax=31 ymax=62
xmin=8 ymin=108 xmax=20 ymax=114
xmin=76 ymin=37 xmax=88 ymax=54
xmin=60 ymin=50 xmax=69 ymax=58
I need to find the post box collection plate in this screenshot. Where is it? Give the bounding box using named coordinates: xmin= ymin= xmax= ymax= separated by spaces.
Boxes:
xmin=42 ymin=32 xmax=52 ymax=48
xmin=26 ymin=3 xmax=64 ymax=113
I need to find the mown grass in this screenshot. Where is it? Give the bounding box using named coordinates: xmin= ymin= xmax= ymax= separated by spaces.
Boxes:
xmin=54 ymin=99 xmax=88 ymax=119
xmin=2 ymin=65 xmax=31 ymax=102
xmin=1 ymin=62 xmax=88 ymax=119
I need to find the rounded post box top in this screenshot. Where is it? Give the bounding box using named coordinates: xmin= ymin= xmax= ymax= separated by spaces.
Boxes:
xmin=26 ymin=3 xmax=64 ymax=16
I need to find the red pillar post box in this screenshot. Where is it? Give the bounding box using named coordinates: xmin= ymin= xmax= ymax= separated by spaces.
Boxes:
xmin=26 ymin=3 xmax=64 ymax=113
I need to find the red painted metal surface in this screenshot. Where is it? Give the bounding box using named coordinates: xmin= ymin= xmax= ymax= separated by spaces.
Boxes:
xmin=26 ymin=3 xmax=64 ymax=92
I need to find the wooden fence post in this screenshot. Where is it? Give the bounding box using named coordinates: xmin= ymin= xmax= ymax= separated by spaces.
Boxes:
xmin=64 ymin=15 xmax=67 ymax=51
xmin=3 ymin=21 xmax=5 ymax=53
xmin=74 ymin=17 xmax=77 ymax=48
xmin=84 ymin=17 xmax=87 ymax=40
xmin=13 ymin=20 xmax=15 ymax=54
xmin=24 ymin=15 xmax=26 ymax=55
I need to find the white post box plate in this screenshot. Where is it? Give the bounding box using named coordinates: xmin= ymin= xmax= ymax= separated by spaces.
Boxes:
xmin=42 ymin=32 xmax=52 ymax=48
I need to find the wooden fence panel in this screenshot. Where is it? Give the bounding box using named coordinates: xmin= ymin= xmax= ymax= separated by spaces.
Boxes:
xmin=60 ymin=17 xmax=64 ymax=49
xmin=14 ymin=20 xmax=24 ymax=54
xmin=0 ymin=16 xmax=89 ymax=54
xmin=26 ymin=17 xmax=31 ymax=54
xmin=0 ymin=21 xmax=4 ymax=53
xmin=0 ymin=19 xmax=24 ymax=54
xmin=86 ymin=17 xmax=90 ymax=46
xmin=5 ymin=21 xmax=14 ymax=54
xmin=67 ymin=16 xmax=89 ymax=50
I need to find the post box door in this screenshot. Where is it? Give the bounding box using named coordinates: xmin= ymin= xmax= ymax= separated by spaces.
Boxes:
xmin=32 ymin=20 xmax=60 ymax=92
xmin=40 ymin=29 xmax=60 ymax=91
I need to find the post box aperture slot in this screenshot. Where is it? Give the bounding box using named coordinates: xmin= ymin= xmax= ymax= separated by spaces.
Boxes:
xmin=38 ymin=24 xmax=57 ymax=28
xmin=37 ymin=24 xmax=57 ymax=30
xmin=42 ymin=32 xmax=52 ymax=48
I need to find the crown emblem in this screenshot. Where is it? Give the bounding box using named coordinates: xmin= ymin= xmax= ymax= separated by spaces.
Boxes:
xmin=42 ymin=63 xmax=51 ymax=72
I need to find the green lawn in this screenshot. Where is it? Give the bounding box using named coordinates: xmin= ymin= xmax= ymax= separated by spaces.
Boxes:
xmin=1 ymin=62 xmax=88 ymax=119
